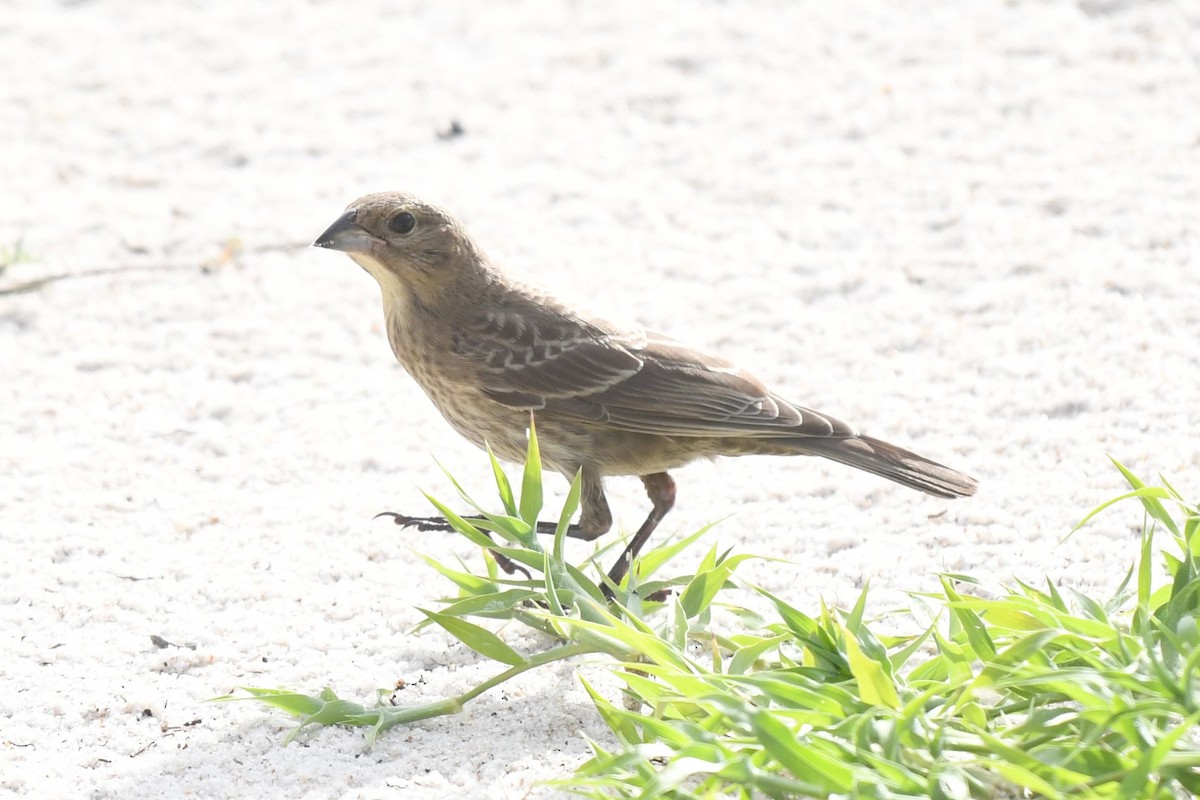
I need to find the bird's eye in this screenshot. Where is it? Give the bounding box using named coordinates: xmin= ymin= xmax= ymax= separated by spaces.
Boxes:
xmin=388 ymin=211 xmax=417 ymax=235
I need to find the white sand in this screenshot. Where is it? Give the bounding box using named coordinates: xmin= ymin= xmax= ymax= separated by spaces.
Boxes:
xmin=3 ymin=1 xmax=1198 ymax=797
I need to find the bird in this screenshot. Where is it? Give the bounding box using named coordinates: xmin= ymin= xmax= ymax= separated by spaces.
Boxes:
xmin=313 ymin=192 xmax=977 ymax=595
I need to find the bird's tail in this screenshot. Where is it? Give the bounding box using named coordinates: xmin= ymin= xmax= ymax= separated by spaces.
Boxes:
xmin=790 ymin=435 xmax=977 ymax=498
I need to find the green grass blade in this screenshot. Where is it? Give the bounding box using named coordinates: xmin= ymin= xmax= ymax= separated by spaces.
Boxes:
xmin=518 ymin=416 xmax=543 ymax=529
xmin=554 ymin=468 xmax=583 ymax=563
xmin=841 ymin=622 xmax=900 ymax=709
xmin=433 ymin=588 xmax=542 ymax=620
xmin=419 ymin=608 xmax=527 ymax=666
xmin=420 ymin=492 xmax=496 ymax=548
xmin=749 ymin=710 xmax=855 ymax=792
xmin=632 ymin=520 xmax=723 ymax=581
xmin=413 ymin=552 xmax=496 ymax=595
xmin=485 ymin=443 xmax=517 ymax=517
xmin=1068 ymin=486 xmax=1177 ymax=541
xmin=1109 ymin=455 xmax=1181 ymax=537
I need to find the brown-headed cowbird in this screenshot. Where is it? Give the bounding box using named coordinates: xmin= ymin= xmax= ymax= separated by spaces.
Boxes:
xmin=314 ymin=192 xmax=976 ymax=593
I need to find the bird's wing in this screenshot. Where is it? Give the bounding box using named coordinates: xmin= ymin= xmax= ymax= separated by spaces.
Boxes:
xmin=450 ymin=308 xmax=645 ymax=404
xmin=576 ymin=334 xmax=855 ymax=437
xmin=453 ymin=309 xmax=853 ymax=438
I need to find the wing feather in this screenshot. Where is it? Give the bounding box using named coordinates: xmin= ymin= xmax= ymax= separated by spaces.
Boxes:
xmin=452 ymin=310 xmax=643 ymax=399
xmin=453 ymin=310 xmax=853 ymax=439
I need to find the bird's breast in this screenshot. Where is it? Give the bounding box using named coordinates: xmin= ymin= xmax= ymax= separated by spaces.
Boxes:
xmin=383 ymin=305 xmax=531 ymax=462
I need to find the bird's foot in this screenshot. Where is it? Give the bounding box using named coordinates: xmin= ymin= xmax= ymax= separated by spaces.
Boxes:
xmin=375 ymin=511 xmax=532 ymax=579
xmin=374 ymin=512 xmax=458 ymax=532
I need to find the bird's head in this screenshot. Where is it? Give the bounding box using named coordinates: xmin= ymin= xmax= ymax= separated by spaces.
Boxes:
xmin=313 ymin=192 xmax=482 ymax=302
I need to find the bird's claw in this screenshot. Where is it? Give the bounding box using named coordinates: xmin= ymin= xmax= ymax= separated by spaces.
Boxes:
xmin=492 ymin=553 xmax=532 ymax=580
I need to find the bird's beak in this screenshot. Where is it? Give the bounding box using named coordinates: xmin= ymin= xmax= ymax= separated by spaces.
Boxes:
xmin=313 ymin=208 xmax=383 ymax=253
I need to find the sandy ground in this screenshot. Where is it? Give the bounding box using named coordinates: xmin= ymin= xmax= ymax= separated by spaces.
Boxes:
xmin=2 ymin=1 xmax=1199 ymax=797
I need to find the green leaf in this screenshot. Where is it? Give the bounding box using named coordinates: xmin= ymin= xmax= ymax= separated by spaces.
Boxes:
xmin=942 ymin=578 xmax=997 ymax=660
xmin=678 ymin=561 xmax=738 ymax=619
xmin=844 ymin=581 xmax=870 ymax=632
xmin=413 ymin=552 xmax=496 ymax=595
xmin=1116 ymin=711 xmax=1200 ymax=799
xmin=728 ymin=634 xmax=789 ymax=675
xmin=518 ymin=415 xmax=543 ymax=529
xmin=984 ymin=629 xmax=1060 ymax=676
xmin=1070 ymin=483 xmax=1178 ymax=541
xmin=433 ymin=456 xmax=486 ymax=514
xmin=749 ymin=711 xmax=854 ymax=792
xmin=1109 ymin=455 xmax=1181 ymax=537
xmin=982 ymin=759 xmax=1066 ymax=799
xmin=632 ymin=520 xmax=722 ymax=581
xmin=841 ymin=623 xmax=900 ymax=709
xmin=472 ymin=511 xmax=533 ymax=544
xmin=212 ymin=686 xmax=328 ymax=716
xmin=419 ymin=608 xmax=527 ymax=666
xmin=888 ymin=614 xmax=938 ymax=672
xmin=214 ymin=687 xmax=386 ymax=745
xmin=433 ymin=588 xmax=542 ymax=620
xmin=576 ymin=674 xmax=643 ymax=745
xmin=1136 ymin=525 xmax=1155 ymax=632
xmin=559 ymin=615 xmax=692 ymax=669
xmin=733 ymin=672 xmax=853 ymax=719
xmin=485 ymin=443 xmax=517 ymax=517
xmin=421 ymin=492 xmax=495 ymax=548
xmin=553 ymin=469 xmax=583 ymax=562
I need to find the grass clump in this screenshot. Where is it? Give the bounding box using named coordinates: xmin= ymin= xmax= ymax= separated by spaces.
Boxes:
xmin=218 ymin=426 xmax=1200 ymax=798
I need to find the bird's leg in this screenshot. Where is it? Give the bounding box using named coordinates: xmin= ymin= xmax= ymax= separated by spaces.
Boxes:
xmin=530 ymin=469 xmax=612 ymax=540
xmin=604 ymin=472 xmax=676 ymax=595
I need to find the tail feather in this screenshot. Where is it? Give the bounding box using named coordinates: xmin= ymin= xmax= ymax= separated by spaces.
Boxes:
xmin=795 ymin=435 xmax=977 ymax=499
